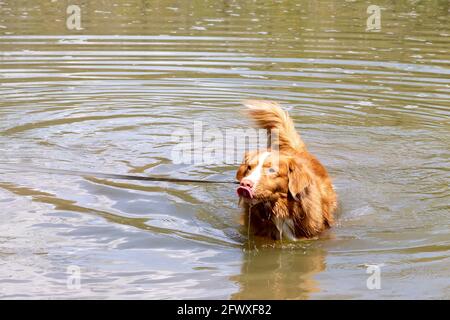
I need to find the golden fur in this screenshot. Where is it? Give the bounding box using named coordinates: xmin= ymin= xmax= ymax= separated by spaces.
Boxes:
xmin=236 ymin=100 xmax=337 ymax=240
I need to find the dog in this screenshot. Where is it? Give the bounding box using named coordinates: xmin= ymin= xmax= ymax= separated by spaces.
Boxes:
xmin=236 ymin=100 xmax=337 ymax=240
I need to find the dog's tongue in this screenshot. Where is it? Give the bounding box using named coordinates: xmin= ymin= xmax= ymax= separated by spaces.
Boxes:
xmin=237 ymin=186 xmax=254 ymax=198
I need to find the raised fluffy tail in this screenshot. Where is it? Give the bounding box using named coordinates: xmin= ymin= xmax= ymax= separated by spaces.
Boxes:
xmin=243 ymin=100 xmax=305 ymax=152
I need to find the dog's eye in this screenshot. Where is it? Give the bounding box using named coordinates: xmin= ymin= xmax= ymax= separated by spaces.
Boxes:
xmin=267 ymin=167 xmax=276 ymax=174
xmin=247 ymin=165 xmax=252 ymax=171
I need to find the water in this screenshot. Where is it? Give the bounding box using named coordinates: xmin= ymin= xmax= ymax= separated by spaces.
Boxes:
xmin=0 ymin=0 xmax=449 ymax=299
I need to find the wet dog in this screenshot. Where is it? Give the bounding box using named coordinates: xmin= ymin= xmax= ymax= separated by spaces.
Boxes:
xmin=236 ymin=100 xmax=337 ymax=240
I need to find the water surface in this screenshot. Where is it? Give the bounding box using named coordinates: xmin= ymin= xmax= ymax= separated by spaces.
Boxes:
xmin=0 ymin=0 xmax=449 ymax=299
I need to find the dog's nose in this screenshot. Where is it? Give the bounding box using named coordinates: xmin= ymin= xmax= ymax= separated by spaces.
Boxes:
xmin=240 ymin=179 xmax=254 ymax=189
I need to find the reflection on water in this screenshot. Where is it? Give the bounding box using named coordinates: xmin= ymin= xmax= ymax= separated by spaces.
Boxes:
xmin=232 ymin=242 xmax=326 ymax=300
xmin=0 ymin=0 xmax=449 ymax=299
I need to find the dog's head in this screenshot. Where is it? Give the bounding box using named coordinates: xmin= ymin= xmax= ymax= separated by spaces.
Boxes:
xmin=236 ymin=150 xmax=312 ymax=204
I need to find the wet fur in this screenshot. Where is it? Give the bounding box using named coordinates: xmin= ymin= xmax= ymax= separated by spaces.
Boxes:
xmin=237 ymin=100 xmax=337 ymax=240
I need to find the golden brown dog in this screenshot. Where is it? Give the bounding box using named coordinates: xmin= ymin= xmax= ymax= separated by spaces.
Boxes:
xmin=236 ymin=100 xmax=337 ymax=240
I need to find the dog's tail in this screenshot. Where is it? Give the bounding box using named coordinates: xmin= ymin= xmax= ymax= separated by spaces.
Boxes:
xmin=243 ymin=100 xmax=305 ymax=152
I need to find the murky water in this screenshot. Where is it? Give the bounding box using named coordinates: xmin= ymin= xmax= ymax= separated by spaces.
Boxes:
xmin=0 ymin=0 xmax=449 ymax=299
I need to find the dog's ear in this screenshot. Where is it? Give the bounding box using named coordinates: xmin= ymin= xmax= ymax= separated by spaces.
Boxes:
xmin=287 ymin=158 xmax=313 ymax=201
xmin=236 ymin=152 xmax=250 ymax=181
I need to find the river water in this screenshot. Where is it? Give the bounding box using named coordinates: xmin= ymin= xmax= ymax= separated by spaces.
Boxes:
xmin=0 ymin=0 xmax=449 ymax=299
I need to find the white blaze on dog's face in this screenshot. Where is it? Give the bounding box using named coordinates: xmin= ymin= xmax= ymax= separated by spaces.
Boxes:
xmin=236 ymin=150 xmax=291 ymax=203
xmin=243 ymin=151 xmax=271 ymax=187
